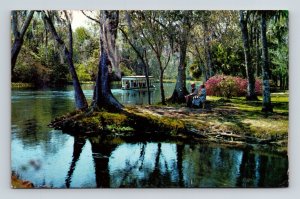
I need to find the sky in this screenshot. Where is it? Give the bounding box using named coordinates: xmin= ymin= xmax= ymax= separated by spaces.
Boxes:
xmin=71 ymin=11 xmax=90 ymax=30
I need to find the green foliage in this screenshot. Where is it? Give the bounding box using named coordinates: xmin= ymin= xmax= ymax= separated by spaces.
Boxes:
xmin=189 ymin=62 xmax=202 ymax=80
xmin=74 ymin=27 xmax=91 ymax=43
xmin=12 ymin=10 xmax=288 ymax=91
xmin=75 ymin=64 xmax=92 ymax=81
xmin=120 ymin=62 xmax=136 ymax=76
xmin=213 ymin=43 xmax=244 ymax=76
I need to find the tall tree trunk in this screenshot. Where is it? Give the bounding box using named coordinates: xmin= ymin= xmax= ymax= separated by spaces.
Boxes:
xmin=285 ymin=76 xmax=289 ymax=90
xmin=93 ymin=44 xmax=123 ymax=111
xmin=239 ymin=11 xmax=258 ymax=100
xmin=11 ymin=10 xmax=35 ymax=72
xmin=169 ymin=37 xmax=189 ymax=103
xmin=195 ymin=45 xmax=208 ymax=82
xmin=206 ymin=43 xmax=213 ymax=78
xmin=203 ymin=21 xmax=213 ymax=78
xmin=159 ymin=70 xmax=166 ymax=105
xmin=261 ymin=12 xmax=273 ymax=112
xmin=93 ymin=11 xmax=123 ymax=111
xmin=255 ymin=27 xmax=261 ymax=77
xmin=144 ymin=64 xmax=151 ymax=105
xmin=42 ymin=12 xmax=88 ymax=110
xmin=142 ymin=49 xmax=151 ymax=104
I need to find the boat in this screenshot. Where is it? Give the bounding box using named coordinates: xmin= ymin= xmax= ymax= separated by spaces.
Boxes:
xmin=121 ymin=76 xmax=155 ymax=90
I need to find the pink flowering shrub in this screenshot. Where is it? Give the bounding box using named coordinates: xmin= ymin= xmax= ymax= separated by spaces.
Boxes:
xmin=205 ymin=75 xmax=262 ymax=98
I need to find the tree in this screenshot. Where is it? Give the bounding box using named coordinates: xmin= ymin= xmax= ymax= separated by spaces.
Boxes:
xmin=167 ymin=11 xmax=193 ymax=103
xmin=268 ymin=11 xmax=289 ymax=90
xmin=92 ymin=10 xmax=123 ymax=111
xmin=136 ymin=11 xmax=172 ymax=105
xmin=119 ymin=11 xmax=152 ymax=105
xmin=202 ymin=11 xmax=214 ymax=79
xmin=260 ymin=11 xmax=273 ymax=112
xmin=190 ymin=11 xmax=243 ymax=81
xmin=239 ymin=10 xmax=258 ymax=100
xmin=42 ymin=11 xmax=88 ymax=110
xmin=11 ymin=10 xmax=35 ymax=72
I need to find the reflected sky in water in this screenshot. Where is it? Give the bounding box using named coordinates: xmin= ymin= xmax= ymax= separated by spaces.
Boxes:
xmin=11 ymin=84 xmax=288 ymax=188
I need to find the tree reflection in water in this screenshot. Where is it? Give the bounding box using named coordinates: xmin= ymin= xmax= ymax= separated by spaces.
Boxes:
xmin=89 ymin=136 xmax=118 ymax=188
xmin=64 ymin=135 xmax=288 ymax=188
xmin=65 ymin=136 xmax=86 ymax=188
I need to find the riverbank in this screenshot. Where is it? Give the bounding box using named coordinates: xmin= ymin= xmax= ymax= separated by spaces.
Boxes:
xmin=11 ymin=173 xmax=34 ymax=188
xmin=50 ymin=92 xmax=288 ymax=154
xmin=11 ymin=82 xmax=35 ymax=89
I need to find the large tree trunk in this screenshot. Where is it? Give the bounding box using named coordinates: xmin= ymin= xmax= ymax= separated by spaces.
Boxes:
xmin=11 ymin=39 xmax=23 ymax=72
xmin=239 ymin=11 xmax=258 ymax=100
xmin=43 ymin=12 xmax=88 ymax=110
xmin=261 ymin=12 xmax=273 ymax=112
xmin=169 ymin=38 xmax=189 ymax=103
xmin=93 ymin=44 xmax=123 ymax=111
xmin=93 ymin=11 xmax=123 ymax=111
xmin=11 ymin=10 xmax=35 ymax=72
xmin=64 ymin=48 xmax=88 ymax=110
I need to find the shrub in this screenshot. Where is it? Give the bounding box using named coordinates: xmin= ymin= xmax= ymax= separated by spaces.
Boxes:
xmin=205 ymin=75 xmax=262 ymax=98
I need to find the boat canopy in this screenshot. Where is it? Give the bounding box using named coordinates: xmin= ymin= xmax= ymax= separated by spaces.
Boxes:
xmin=121 ymin=76 xmax=154 ymax=89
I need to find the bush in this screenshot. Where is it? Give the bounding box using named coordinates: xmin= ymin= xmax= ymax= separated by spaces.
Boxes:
xmin=205 ymin=75 xmax=262 ymax=98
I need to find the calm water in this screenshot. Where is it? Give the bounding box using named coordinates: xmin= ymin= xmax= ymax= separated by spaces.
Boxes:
xmin=11 ymin=83 xmax=288 ymax=188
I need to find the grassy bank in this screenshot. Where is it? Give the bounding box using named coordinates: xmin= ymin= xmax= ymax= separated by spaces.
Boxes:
xmin=11 ymin=82 xmax=34 ymax=89
xmin=50 ymin=92 xmax=288 ymax=153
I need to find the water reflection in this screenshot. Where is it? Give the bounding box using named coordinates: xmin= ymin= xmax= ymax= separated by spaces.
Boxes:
xmin=62 ymin=136 xmax=288 ymax=188
xmin=65 ymin=136 xmax=86 ymax=188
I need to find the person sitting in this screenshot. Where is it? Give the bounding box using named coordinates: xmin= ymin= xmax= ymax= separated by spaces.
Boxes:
xmin=125 ymin=81 xmax=130 ymax=89
xmin=185 ymin=83 xmax=198 ymax=107
xmin=192 ymin=84 xmax=206 ymax=108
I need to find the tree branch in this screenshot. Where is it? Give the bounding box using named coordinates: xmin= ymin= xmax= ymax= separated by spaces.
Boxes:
xmin=81 ymin=11 xmax=100 ymax=24
xmin=20 ymin=11 xmax=35 ymax=38
xmin=119 ymin=27 xmax=147 ymax=67
xmin=64 ymin=11 xmax=73 ymax=58
xmin=42 ymin=11 xmax=65 ymax=46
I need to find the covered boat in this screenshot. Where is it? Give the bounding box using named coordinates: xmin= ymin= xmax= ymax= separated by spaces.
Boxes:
xmin=121 ymin=76 xmax=155 ymax=90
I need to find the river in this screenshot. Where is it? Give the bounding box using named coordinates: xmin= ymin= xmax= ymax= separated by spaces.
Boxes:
xmin=11 ymin=83 xmax=288 ymax=188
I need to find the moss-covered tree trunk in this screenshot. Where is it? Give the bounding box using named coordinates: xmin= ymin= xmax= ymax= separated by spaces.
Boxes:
xmin=239 ymin=11 xmax=258 ymax=100
xmin=261 ymin=12 xmax=273 ymax=112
